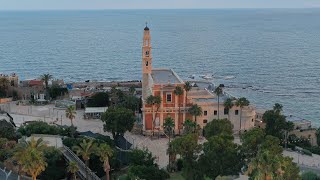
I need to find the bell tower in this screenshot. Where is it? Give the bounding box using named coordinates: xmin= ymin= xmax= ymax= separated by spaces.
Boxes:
xmin=142 ymin=23 xmax=152 ymax=74
xmin=142 ymin=23 xmax=152 ymax=101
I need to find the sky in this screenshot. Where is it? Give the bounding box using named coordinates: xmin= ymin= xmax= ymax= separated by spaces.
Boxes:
xmin=0 ymin=0 xmax=320 ymax=10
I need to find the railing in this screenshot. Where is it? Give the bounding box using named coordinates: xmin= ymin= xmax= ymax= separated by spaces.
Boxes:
xmin=62 ymin=145 xmax=100 ymax=180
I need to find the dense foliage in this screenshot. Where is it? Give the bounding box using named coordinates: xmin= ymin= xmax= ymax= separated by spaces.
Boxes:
xmin=203 ymin=118 xmax=233 ymax=139
xmin=0 ymin=119 xmax=17 ymax=140
xmin=87 ymin=92 xmax=110 ymax=107
xmin=127 ymin=149 xmax=169 ymax=180
xmin=18 ymin=121 xmax=75 ymax=137
xmin=39 ymin=147 xmax=67 ymax=180
xmin=48 ymin=86 xmax=68 ymax=99
xmin=101 ymin=107 xmax=135 ymax=139
xmin=199 ymin=134 xmax=243 ymax=179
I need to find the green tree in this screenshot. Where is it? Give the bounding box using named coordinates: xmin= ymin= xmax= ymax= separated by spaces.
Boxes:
xmin=0 ymin=77 xmax=9 ymax=97
xmin=263 ymin=104 xmax=294 ymax=140
xmin=183 ymin=81 xmax=192 ymax=105
xmin=40 ymin=74 xmax=53 ymax=99
xmin=183 ymin=119 xmax=197 ymax=134
xmin=188 ymin=104 xmax=202 ymax=123
xmin=67 ymin=161 xmax=79 ymax=180
xmin=101 ymin=107 xmax=135 ymax=139
xmin=129 ymin=148 xmax=156 ymax=167
xmin=18 ymin=121 xmax=63 ymax=137
xmin=48 ymin=86 xmax=68 ymax=99
xmin=163 ymin=116 xmax=175 ymax=170
xmin=128 ymin=165 xmax=169 ymax=180
xmin=203 ymin=118 xmax=233 ymax=139
xmin=198 ymin=135 xmax=243 ymax=179
xmin=241 ymin=127 xmax=266 ymax=159
xmin=247 ymin=149 xmax=300 ymax=180
xmin=120 ymin=95 xmax=140 ymax=112
xmin=40 ymin=146 xmax=66 ymax=180
xmin=14 ymin=137 xmax=48 ymax=180
xmin=224 ymin=98 xmax=234 ymax=121
xmin=214 ymin=87 xmax=223 ymax=120
xmin=169 ymin=134 xmax=201 ymax=179
xmin=174 ymin=86 xmax=184 ymax=130
xmin=40 ymin=74 xmax=53 ymax=89
xmin=273 ymin=103 xmax=283 ymax=115
xmin=145 ymin=95 xmax=162 ymax=135
xmin=96 ymin=143 xmax=113 ymax=180
xmin=260 ymin=135 xmax=283 ymax=155
xmin=87 ymin=92 xmax=110 ymax=107
xmin=235 ymin=97 xmax=250 ymax=131
xmin=73 ymin=139 xmax=97 ymax=180
xmin=0 ymin=119 xmax=16 ymax=140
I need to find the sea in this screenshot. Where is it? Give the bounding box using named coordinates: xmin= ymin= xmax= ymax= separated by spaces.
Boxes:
xmin=0 ymin=9 xmax=319 ymax=125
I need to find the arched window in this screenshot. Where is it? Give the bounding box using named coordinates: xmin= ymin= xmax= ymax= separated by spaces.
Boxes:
xmin=146 ymin=61 xmax=148 ymax=66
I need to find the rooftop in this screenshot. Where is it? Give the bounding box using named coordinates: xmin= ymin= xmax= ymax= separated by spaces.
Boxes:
xmin=151 ymin=69 xmax=183 ymax=84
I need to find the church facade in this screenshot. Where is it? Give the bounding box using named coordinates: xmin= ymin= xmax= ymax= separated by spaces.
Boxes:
xmin=141 ymin=25 xmax=256 ymax=135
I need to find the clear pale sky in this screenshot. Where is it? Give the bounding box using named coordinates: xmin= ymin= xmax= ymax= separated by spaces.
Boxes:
xmin=0 ymin=0 xmax=319 ymax=10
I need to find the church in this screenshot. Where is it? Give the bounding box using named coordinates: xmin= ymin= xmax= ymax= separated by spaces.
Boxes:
xmin=141 ymin=25 xmax=256 ymax=135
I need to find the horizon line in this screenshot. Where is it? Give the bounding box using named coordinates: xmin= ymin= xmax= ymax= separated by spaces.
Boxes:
xmin=0 ymin=7 xmax=320 ymax=12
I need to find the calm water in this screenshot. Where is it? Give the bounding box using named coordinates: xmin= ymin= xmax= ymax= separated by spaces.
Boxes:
xmin=0 ymin=9 xmax=319 ymax=125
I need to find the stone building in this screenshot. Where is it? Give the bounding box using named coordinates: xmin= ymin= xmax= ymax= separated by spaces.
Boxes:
xmin=141 ymin=25 xmax=256 ymax=135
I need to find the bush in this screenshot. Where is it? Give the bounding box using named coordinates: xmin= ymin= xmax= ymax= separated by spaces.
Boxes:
xmin=302 ymin=149 xmax=312 ymax=156
xmin=287 ymin=143 xmax=296 ymax=151
xmin=18 ymin=121 xmax=62 ymax=136
xmin=305 ymin=146 xmax=320 ymax=156
xmin=302 ymin=171 xmax=320 ymax=180
xmin=39 ymin=147 xmax=67 ymax=180
xmin=128 ymin=165 xmax=169 ymax=180
xmin=176 ymin=159 xmax=183 ymax=171
xmin=0 ymin=119 xmax=16 ymax=140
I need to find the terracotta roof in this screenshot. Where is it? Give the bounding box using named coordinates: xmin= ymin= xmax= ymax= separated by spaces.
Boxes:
xmin=29 ymin=80 xmax=43 ymax=86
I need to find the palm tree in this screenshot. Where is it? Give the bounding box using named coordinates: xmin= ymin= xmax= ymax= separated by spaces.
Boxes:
xmin=174 ymin=86 xmax=183 ymax=130
xmin=183 ymin=81 xmax=192 ymax=105
xmin=188 ymin=104 xmax=202 ymax=123
xmin=247 ymin=150 xmax=280 ymax=180
xmin=13 ymin=137 xmax=47 ymax=180
xmin=224 ymin=98 xmax=234 ymax=121
xmin=67 ymin=161 xmax=79 ymax=180
xmin=73 ymin=139 xmax=97 ymax=180
xmin=183 ymin=119 xmax=196 ymax=134
xmin=40 ymin=74 xmax=53 ymax=100
xmin=66 ymin=105 xmax=76 ymax=126
xmin=273 ymin=103 xmax=283 ymax=115
xmin=40 ymin=74 xmax=53 ymax=89
xmin=146 ymin=95 xmax=162 ymax=135
xmin=235 ymin=97 xmax=250 ymax=132
xmin=214 ymin=86 xmax=223 ymax=120
xmin=164 ymin=116 xmax=175 ymax=142
xmin=96 ymin=143 xmax=113 ymax=180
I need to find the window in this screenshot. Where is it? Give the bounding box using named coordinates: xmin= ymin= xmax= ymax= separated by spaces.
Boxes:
xmin=235 ymin=110 xmax=239 ymax=115
xmin=166 ymin=93 xmax=172 ymax=103
xmin=204 ymin=111 xmax=207 ymax=116
xmin=203 ymin=119 xmax=208 ymax=124
xmin=146 ymin=61 xmax=148 ymax=66
xmin=214 ymin=110 xmax=217 ymax=115
xmin=252 ymin=119 xmax=254 ymax=122
xmin=145 ymin=50 xmax=149 ymax=57
xmin=224 ymin=108 xmax=229 ymax=115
